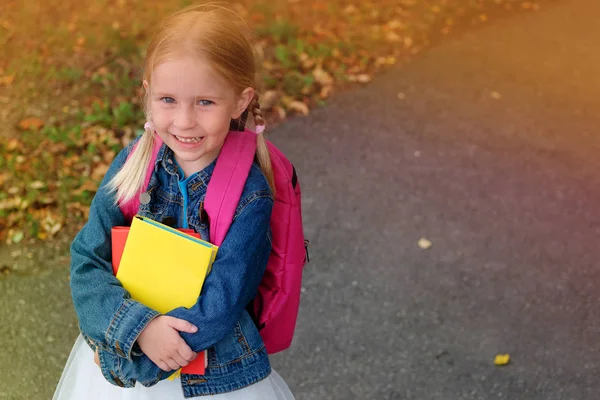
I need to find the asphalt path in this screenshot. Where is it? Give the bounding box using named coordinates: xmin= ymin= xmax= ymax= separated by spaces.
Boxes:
xmin=269 ymin=0 xmax=600 ymax=398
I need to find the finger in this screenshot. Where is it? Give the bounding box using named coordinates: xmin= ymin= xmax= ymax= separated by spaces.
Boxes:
xmin=172 ymin=352 xmax=190 ymax=368
xmin=165 ymin=317 xmax=198 ymax=334
xmin=178 ymin=345 xmax=197 ymax=362
xmin=166 ymin=358 xmax=182 ymax=371
xmin=157 ymin=361 xmax=171 ymax=372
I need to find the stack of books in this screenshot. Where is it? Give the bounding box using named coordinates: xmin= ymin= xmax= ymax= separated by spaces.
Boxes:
xmin=111 ymin=215 xmax=218 ymax=376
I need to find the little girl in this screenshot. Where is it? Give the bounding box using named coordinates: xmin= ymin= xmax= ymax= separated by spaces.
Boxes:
xmin=53 ymin=3 xmax=295 ymax=399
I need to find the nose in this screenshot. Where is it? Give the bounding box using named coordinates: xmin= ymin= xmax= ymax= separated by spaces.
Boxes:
xmin=174 ymin=105 xmax=196 ymax=130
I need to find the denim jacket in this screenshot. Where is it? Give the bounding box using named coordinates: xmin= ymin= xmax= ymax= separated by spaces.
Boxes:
xmin=70 ymin=138 xmax=274 ymax=397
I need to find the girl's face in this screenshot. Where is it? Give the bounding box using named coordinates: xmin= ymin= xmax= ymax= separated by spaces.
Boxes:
xmin=145 ymin=57 xmax=253 ymax=177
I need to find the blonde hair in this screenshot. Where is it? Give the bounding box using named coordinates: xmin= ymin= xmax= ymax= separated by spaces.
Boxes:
xmin=108 ymin=2 xmax=274 ymax=206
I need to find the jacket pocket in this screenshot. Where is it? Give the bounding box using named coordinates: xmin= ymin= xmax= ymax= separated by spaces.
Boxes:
xmin=210 ymin=311 xmax=263 ymax=367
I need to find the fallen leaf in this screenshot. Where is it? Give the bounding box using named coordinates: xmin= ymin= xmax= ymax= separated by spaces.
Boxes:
xmin=0 ymin=198 xmax=20 ymax=210
xmin=343 ymin=5 xmax=358 ymax=14
xmin=11 ymin=231 xmax=24 ymax=244
xmin=418 ymin=238 xmax=432 ymax=249
xmin=6 ymin=138 xmax=20 ymax=152
xmin=320 ymin=85 xmax=333 ymax=99
xmin=29 ymin=181 xmax=46 ymax=190
xmin=287 ymin=101 xmax=309 ymax=116
xmin=357 ymin=74 xmax=371 ymax=83
xmin=73 ymin=180 xmax=99 ymax=195
xmin=272 ymin=105 xmax=287 ymax=121
xmin=386 ymin=31 xmax=402 ymax=42
xmin=312 ymin=67 xmax=334 ymax=86
xmin=0 ymin=74 xmax=15 ymax=86
xmin=41 ymin=214 xmax=62 ymax=236
xmin=494 ymin=354 xmax=510 ymax=366
xmin=17 ymin=117 xmax=45 ymax=131
xmin=387 ymin=20 xmax=406 ymax=30
xmin=92 ymin=163 xmax=110 ymax=181
xmin=261 ymin=90 xmax=279 ymax=110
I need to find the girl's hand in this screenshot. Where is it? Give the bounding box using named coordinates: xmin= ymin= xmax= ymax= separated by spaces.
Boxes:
xmin=137 ymin=315 xmax=199 ymax=371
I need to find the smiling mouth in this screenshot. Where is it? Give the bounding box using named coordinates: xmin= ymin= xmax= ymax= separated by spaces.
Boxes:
xmin=174 ymin=135 xmax=204 ymax=143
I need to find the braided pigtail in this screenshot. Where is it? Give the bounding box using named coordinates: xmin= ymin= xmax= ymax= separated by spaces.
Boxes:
xmin=251 ymin=93 xmax=275 ymax=196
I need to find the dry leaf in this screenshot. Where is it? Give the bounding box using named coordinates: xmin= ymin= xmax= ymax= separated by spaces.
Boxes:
xmin=343 ymin=5 xmax=358 ymax=14
xmin=0 ymin=74 xmax=15 ymax=86
xmin=272 ymin=105 xmax=287 ymax=121
xmin=0 ymin=198 xmax=20 ymax=210
xmin=261 ymin=90 xmax=279 ymax=110
xmin=92 ymin=163 xmax=110 ymax=181
xmin=320 ymin=85 xmax=333 ymax=99
xmin=11 ymin=231 xmax=24 ymax=244
xmin=73 ymin=181 xmax=99 ymax=195
xmin=287 ymin=101 xmax=309 ymax=116
xmin=386 ymin=31 xmax=402 ymax=42
xmin=357 ymin=74 xmax=371 ymax=83
xmin=312 ymin=67 xmax=334 ymax=86
xmin=387 ymin=20 xmax=406 ymax=30
xmin=29 ymin=181 xmax=45 ymax=190
xmin=17 ymin=117 xmax=45 ymax=131
xmin=6 ymin=138 xmax=20 ymax=152
xmin=41 ymin=214 xmax=62 ymax=236
xmin=494 ymin=354 xmax=510 ymax=366
xmin=418 ymin=238 xmax=432 ymax=249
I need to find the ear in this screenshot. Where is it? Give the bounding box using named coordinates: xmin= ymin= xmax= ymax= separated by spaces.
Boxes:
xmin=143 ymin=80 xmax=149 ymax=92
xmin=232 ymin=87 xmax=254 ymax=119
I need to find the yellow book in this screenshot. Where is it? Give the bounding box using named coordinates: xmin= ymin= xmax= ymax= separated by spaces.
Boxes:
xmin=116 ymin=215 xmax=218 ymax=314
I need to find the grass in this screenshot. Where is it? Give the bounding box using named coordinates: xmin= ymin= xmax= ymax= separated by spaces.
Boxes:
xmin=0 ymin=0 xmax=555 ymax=244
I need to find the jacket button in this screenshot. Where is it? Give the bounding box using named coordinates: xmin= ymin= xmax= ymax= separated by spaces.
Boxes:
xmin=110 ymin=371 xmax=125 ymax=387
xmin=139 ymin=192 xmax=151 ymax=205
xmin=199 ymin=202 xmax=209 ymax=224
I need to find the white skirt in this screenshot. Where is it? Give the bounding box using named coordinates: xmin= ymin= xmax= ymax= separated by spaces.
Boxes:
xmin=53 ymin=335 xmax=295 ymax=400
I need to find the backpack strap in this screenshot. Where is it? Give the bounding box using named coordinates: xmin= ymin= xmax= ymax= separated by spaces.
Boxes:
xmin=204 ymin=130 xmax=257 ymax=246
xmin=120 ymin=134 xmax=164 ymax=222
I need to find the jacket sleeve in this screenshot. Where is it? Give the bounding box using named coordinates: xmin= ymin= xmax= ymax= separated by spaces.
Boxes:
xmin=70 ymin=143 xmax=160 ymax=361
xmin=168 ymin=192 xmax=273 ymax=351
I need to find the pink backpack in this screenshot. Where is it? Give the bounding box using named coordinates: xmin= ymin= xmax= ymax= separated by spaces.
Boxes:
xmin=121 ymin=129 xmax=306 ymax=354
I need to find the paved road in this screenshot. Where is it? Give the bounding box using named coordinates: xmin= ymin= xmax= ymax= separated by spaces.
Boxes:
xmin=2 ymin=0 xmax=600 ymax=398
xmin=269 ymin=1 xmax=600 ymax=399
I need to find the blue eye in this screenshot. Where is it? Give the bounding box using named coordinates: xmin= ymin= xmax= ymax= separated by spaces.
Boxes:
xmin=198 ymin=100 xmax=214 ymax=106
xmin=160 ymin=97 xmax=175 ymax=104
